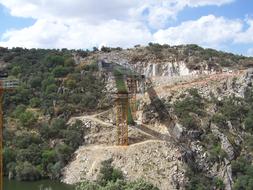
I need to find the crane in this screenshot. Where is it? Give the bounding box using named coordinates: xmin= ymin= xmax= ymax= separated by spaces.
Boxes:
xmin=0 ymin=72 xmax=18 ymax=190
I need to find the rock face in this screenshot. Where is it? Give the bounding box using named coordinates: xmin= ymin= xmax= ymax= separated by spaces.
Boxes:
xmin=171 ymin=123 xmax=184 ymax=140
xmin=64 ymin=115 xmax=187 ymax=190
xmin=62 ymin=49 xmax=253 ymax=190
xmin=211 ymin=124 xmax=235 ymax=161
xmin=96 ymin=50 xmax=216 ymax=78
xmin=62 ymin=140 xmax=186 ymax=190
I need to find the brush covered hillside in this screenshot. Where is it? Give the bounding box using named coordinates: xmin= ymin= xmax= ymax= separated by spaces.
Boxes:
xmin=1 ymin=44 xmax=253 ymax=190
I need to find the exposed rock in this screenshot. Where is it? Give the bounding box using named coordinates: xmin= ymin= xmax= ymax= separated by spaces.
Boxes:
xmin=171 ymin=123 xmax=184 ymax=140
xmin=62 ymin=140 xmax=186 ymax=190
xmin=211 ymin=124 xmax=235 ymax=161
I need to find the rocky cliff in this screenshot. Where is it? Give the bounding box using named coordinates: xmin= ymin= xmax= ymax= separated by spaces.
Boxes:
xmin=62 ymin=45 xmax=253 ymax=190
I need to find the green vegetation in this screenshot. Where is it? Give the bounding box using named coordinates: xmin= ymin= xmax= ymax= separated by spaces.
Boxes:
xmin=173 ymin=88 xmax=253 ymax=189
xmin=1 ymin=48 xmax=107 ymax=181
xmin=186 ymin=169 xmax=225 ymax=190
xmin=3 ymin=119 xmax=84 ymax=181
xmin=76 ymin=159 xmax=159 ymax=190
xmin=232 ymin=156 xmax=253 ymax=190
xmin=143 ymin=43 xmax=253 ymax=69
xmin=204 ymin=133 xmax=227 ymax=162
xmin=174 ymin=88 xmax=205 ymax=129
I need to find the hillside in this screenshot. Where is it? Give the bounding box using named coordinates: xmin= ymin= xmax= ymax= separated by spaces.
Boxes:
xmin=1 ymin=44 xmax=253 ymax=190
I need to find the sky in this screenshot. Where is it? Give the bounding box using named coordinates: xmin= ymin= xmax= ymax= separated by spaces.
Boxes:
xmin=0 ymin=0 xmax=252 ymax=56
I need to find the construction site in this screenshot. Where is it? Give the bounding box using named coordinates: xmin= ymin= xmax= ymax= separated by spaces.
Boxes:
xmin=1 ymin=45 xmax=253 ymax=190
xmin=61 ymin=53 xmax=250 ymax=190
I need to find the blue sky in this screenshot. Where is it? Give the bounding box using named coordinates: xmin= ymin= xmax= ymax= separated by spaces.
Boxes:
xmin=0 ymin=0 xmax=252 ymax=56
xmin=177 ymin=0 xmax=253 ymax=22
xmin=0 ymin=4 xmax=35 ymax=36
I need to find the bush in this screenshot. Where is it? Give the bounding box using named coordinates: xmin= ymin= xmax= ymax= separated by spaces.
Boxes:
xmin=15 ymin=162 xmax=41 ymax=181
xmin=29 ymin=76 xmax=42 ymax=88
xmin=231 ymin=156 xmax=253 ymax=189
xmin=53 ymin=65 xmax=69 ymax=77
xmin=41 ymin=149 xmax=57 ymax=169
xmin=211 ymin=113 xmax=227 ymax=127
xmin=76 ymin=181 xmax=101 ymax=190
xmin=174 ymin=90 xmax=205 ymax=129
xmin=29 ymin=97 xmax=41 ymax=108
xmin=208 ymin=144 xmax=227 ymax=162
xmin=3 ymin=148 xmax=16 ymax=173
xmin=55 ymin=143 xmax=73 ymax=164
xmin=46 ymin=55 xmax=64 ymax=67
xmin=98 ymin=159 xmax=123 ymax=186
xmin=17 ymin=144 xmax=42 ymax=165
xmin=245 ymin=114 xmax=253 ymax=133
xmin=124 ymin=180 xmax=159 ymax=190
xmin=18 ymin=111 xmax=38 ymax=128
xmin=47 ymin=162 xmax=62 ymax=179
xmin=14 ymin=132 xmax=42 ymax=149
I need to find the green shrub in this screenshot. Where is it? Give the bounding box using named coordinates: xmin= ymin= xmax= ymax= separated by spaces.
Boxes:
xmin=231 ymin=156 xmax=253 ymax=189
xmin=245 ymin=114 xmax=253 ymax=133
xmin=98 ymin=158 xmax=123 ymax=186
xmin=18 ymin=111 xmax=38 ymax=128
xmin=15 ymin=162 xmax=41 ymax=181
xmin=53 ymin=65 xmax=69 ymax=77
xmin=211 ymin=113 xmax=227 ymax=127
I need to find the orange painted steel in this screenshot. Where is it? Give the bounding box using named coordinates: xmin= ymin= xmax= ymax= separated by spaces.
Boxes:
xmin=115 ymin=93 xmax=129 ymax=146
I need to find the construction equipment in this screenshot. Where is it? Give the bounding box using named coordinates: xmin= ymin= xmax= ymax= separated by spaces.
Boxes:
xmin=127 ymin=76 xmax=138 ymax=120
xmin=115 ymin=92 xmax=129 ymax=146
xmin=0 ymin=74 xmax=18 ymax=190
xmin=99 ymin=60 xmax=144 ymax=146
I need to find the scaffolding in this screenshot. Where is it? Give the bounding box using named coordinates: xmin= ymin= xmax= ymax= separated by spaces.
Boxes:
xmin=127 ymin=77 xmax=137 ymax=120
xmin=115 ymin=93 xmax=129 ymax=146
xmin=100 ymin=60 xmax=143 ymax=146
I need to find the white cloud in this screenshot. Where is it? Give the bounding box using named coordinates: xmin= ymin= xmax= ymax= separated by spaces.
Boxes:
xmin=0 ymin=0 xmax=245 ymax=49
xmin=153 ymin=15 xmax=243 ymax=48
xmin=0 ymin=0 xmax=235 ymax=27
xmin=0 ymin=19 xmax=152 ymax=49
xmin=0 ymin=0 xmax=139 ymax=21
xmin=187 ymin=0 xmax=234 ymax=7
xmin=234 ymin=18 xmax=253 ymax=44
xmin=247 ymin=48 xmax=253 ymax=56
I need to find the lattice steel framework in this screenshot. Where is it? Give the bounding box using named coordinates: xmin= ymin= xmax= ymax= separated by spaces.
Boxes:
xmin=127 ymin=77 xmax=137 ymax=120
xmin=115 ymin=93 xmax=129 ymax=146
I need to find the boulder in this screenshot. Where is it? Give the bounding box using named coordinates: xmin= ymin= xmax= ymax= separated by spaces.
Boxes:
xmin=171 ymin=123 xmax=184 ymax=140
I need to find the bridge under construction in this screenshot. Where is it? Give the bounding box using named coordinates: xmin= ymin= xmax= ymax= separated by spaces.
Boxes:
xmin=98 ymin=60 xmax=173 ymax=147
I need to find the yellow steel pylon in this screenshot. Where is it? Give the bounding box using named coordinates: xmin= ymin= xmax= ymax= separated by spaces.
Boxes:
xmin=127 ymin=77 xmax=137 ymax=120
xmin=115 ymin=93 xmax=129 ymax=146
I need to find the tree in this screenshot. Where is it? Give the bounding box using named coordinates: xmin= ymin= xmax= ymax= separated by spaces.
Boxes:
xmin=19 ymin=111 xmax=38 ymax=128
xmin=15 ymin=162 xmax=41 ymax=181
xmin=98 ymin=159 xmax=123 ymax=186
xmin=46 ymin=55 xmax=64 ymax=67
xmin=29 ymin=76 xmax=42 ymax=88
xmin=53 ymin=65 xmax=69 ymax=77
xmin=29 ymin=97 xmax=41 ymax=108
xmin=55 ymin=143 xmax=73 ymax=164
xmin=64 ymin=57 xmax=75 ymax=67
xmin=11 ymin=66 xmax=21 ymax=76
xmin=3 ymin=147 xmax=16 ymax=173
xmin=47 ymin=161 xmax=62 ymax=179
xmin=42 ymin=149 xmax=57 ymax=168
xmin=124 ymin=180 xmax=159 ymax=190
xmin=65 ymin=79 xmax=77 ymax=89
xmin=245 ymin=113 xmax=253 ymax=133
